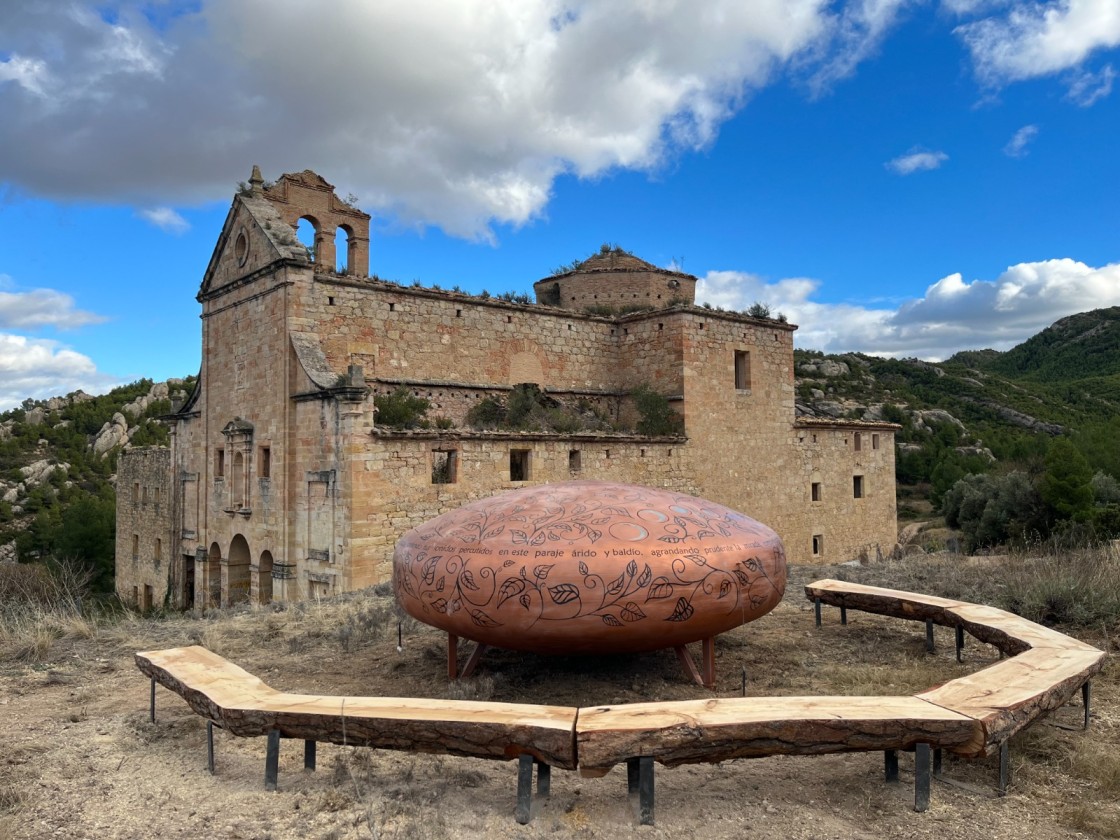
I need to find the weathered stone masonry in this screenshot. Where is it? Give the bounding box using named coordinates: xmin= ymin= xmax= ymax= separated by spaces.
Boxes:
xmin=116 ymin=168 xmax=898 ymax=608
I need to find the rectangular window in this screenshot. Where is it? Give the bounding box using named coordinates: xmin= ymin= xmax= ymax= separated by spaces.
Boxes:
xmin=811 ymin=482 xmax=822 ymax=502
xmin=568 ymin=449 xmax=581 ymax=472
xmin=734 ymin=350 xmax=752 ymax=390
xmin=853 ymin=475 xmax=864 ymax=499
xmin=155 ymin=538 xmax=162 ymax=564
xmin=131 ymin=534 xmax=139 ymax=559
xmin=510 ymin=449 xmax=531 ymax=482
xmin=216 ymin=449 xmax=225 ymax=478
xmin=872 ymin=433 xmax=880 ymax=450
xmin=153 ymin=487 xmax=161 ymax=507
xmin=143 ymin=585 xmax=153 ymax=611
xmin=812 ymin=534 xmax=823 ymax=557
xmin=432 ymin=450 xmax=457 ymax=484
xmin=142 ymin=485 xmax=149 ymax=505
xmin=854 ymin=432 xmax=862 ymax=452
xmin=260 ymin=446 xmax=271 ymax=479
xmin=132 ymin=482 xmax=139 ymax=504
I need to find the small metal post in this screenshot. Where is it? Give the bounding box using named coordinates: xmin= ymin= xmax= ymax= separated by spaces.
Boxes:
xmin=914 ymin=744 xmax=931 ymax=812
xmin=814 ymin=598 xmax=822 ymax=628
xmin=627 ymin=757 xmax=639 ymax=796
xmin=515 ymin=753 xmax=534 ymax=825
xmin=304 ymin=740 xmax=316 ymax=771
xmin=955 ymin=625 xmax=965 ymax=663
xmin=150 ymin=677 xmax=156 ymax=723
xmin=396 ymin=621 xmax=403 ymax=653
xmin=265 ymin=730 xmax=281 ymax=791
xmin=840 ymin=605 xmax=848 ymax=625
xmin=741 ymin=665 xmax=747 ymax=697
xmin=537 ymin=761 xmax=551 ymax=798
xmin=207 ymin=721 xmax=215 ymax=774
xmin=884 ymin=749 xmax=899 ymax=783
xmin=933 ymin=748 xmax=942 ymax=777
xmin=637 ymin=756 xmax=655 ymax=826
xmin=1083 ymin=681 xmax=1092 ymax=730
xmin=997 ymin=741 xmax=1010 ymax=797
xmin=925 ymin=619 xmax=934 ymax=653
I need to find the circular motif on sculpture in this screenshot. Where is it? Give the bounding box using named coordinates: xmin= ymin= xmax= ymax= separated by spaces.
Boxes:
xmin=392 ymin=481 xmax=787 ymax=655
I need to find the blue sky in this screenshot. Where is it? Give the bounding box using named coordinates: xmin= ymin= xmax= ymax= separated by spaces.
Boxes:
xmin=1 ymin=1 xmax=1119 ymax=408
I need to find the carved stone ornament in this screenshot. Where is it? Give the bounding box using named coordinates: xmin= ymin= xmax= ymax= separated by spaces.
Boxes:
xmin=393 ymin=481 xmax=787 ymax=655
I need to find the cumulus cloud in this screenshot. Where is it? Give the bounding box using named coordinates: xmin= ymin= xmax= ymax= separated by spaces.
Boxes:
xmin=138 ymin=207 xmax=190 ymax=234
xmin=885 ymin=148 xmax=949 ymax=174
xmin=956 ymin=0 xmax=1120 ymax=90
xmin=0 ymin=0 xmax=857 ymax=239
xmin=0 ymin=334 xmax=121 ymax=410
xmin=0 ymin=288 xmax=107 ymax=330
xmin=1003 ymin=123 xmax=1039 ymax=156
xmin=695 ymin=258 xmax=1120 ymax=360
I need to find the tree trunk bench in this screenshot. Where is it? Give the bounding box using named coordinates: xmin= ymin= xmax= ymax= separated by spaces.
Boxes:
xmin=137 ymin=645 xmax=576 ymax=823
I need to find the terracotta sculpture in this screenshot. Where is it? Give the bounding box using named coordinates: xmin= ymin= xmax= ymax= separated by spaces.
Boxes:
xmin=393 ymin=481 xmax=787 ymax=686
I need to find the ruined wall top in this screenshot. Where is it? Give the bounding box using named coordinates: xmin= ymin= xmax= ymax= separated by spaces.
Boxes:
xmin=533 ymin=248 xmax=697 ymax=311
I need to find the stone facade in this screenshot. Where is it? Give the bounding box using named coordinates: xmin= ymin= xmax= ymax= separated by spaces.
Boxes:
xmin=116 ymin=168 xmax=898 ymax=609
xmin=114 ymin=447 xmax=173 ymax=609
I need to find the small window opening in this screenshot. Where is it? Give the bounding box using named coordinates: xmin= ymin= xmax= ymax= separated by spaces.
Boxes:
xmin=853 ymin=475 xmax=865 ymax=499
xmin=334 ymin=226 xmax=350 ymax=273
xmin=131 ymin=534 xmax=139 ymax=559
xmin=604 ymin=449 xmax=611 ymax=459
xmin=872 ymin=434 xmax=880 ymax=450
xmin=811 ymin=482 xmax=822 ymax=502
xmin=812 ymin=535 xmax=823 ymax=557
xmin=699 ymin=323 xmax=705 ymax=330
xmin=854 ymin=432 xmax=862 ymax=451
xmin=456 ymin=309 xmax=462 ymax=317
xmin=328 ymin=296 xmax=335 ymax=306
xmin=624 ymin=328 xmax=629 ymax=335
xmin=155 ymin=538 xmax=162 ymax=564
xmin=812 ymin=434 xmax=817 ymax=444
xmin=658 ymin=323 xmax=663 ymax=330
xmin=215 ymin=449 xmax=225 ymax=478
xmin=568 ymin=449 xmax=581 ymax=472
xmin=567 ymin=324 xmax=572 ymax=330
xmin=509 ymin=449 xmax=531 ymax=482
xmin=132 ymin=482 xmax=139 ymax=504
xmin=142 ymin=486 xmax=148 ymax=505
xmin=142 ymin=584 xmax=153 ymax=611
xmin=735 ymin=350 xmax=752 ymax=390
xmin=260 ymin=446 xmax=271 ymax=479
xmin=432 ymin=450 xmax=458 ymax=484
xmin=507 ymin=315 xmax=512 ymax=323
xmin=389 ymin=302 xmax=396 ymax=312
xmin=640 ymin=448 xmax=647 ymax=457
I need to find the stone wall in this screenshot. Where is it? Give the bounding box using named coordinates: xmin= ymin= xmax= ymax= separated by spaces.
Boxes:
xmin=535 ymin=269 xmax=696 ymax=312
xmin=115 ymin=447 xmax=173 ymax=609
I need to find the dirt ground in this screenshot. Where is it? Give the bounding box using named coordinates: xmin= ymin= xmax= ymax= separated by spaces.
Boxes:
xmin=1 ymin=562 xmax=1116 ymax=840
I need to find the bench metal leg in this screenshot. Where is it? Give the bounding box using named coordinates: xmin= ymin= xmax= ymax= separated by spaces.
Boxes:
xmin=925 ymin=619 xmax=934 ymax=653
xmin=638 ymin=756 xmax=655 ymax=826
xmin=914 ymin=744 xmax=931 ymax=812
xmin=840 ymin=605 xmax=848 ymax=625
xmin=884 ymin=749 xmax=899 ymax=783
xmin=207 ymin=721 xmax=215 ymax=774
xmin=1083 ymin=681 xmax=1092 ymax=730
xmin=265 ymin=730 xmax=280 ymax=791
xmin=955 ymin=625 xmax=965 ymax=663
xmin=304 ymin=739 xmax=316 ymax=771
xmin=814 ymin=598 xmax=821 ymax=628
xmin=537 ymin=761 xmax=551 ymax=798
xmin=515 ymin=753 xmax=534 ymax=825
xmin=627 ymin=756 xmax=639 ymax=796
xmin=150 ymin=677 xmax=156 ymax=723
xmin=997 ymin=741 xmax=1010 ymax=797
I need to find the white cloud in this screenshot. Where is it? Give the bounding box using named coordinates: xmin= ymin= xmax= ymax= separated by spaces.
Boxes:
xmin=1066 ymin=63 xmax=1115 ymax=105
xmin=0 ymin=0 xmax=895 ymax=239
xmin=885 ymin=148 xmax=949 ymax=174
xmin=956 ymin=0 xmax=1120 ymax=89
xmin=0 ymin=288 xmax=107 ymax=330
xmin=0 ymin=334 xmax=120 ymax=410
xmin=138 ymin=207 xmax=190 ymax=234
xmin=696 ymin=258 xmax=1120 ymax=360
xmin=1003 ymin=123 xmax=1039 ymax=156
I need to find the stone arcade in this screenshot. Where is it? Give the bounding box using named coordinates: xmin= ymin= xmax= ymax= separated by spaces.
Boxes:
xmin=115 ymin=168 xmax=898 ymax=608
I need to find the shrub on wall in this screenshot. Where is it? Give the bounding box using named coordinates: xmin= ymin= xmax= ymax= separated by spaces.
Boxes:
xmin=374 ymin=387 xmax=430 ymax=429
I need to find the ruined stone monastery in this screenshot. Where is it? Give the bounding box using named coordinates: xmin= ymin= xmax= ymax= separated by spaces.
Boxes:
xmin=115 ymin=168 xmax=898 ymax=609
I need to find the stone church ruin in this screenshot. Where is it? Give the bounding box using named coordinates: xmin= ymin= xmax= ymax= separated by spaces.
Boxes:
xmin=115 ymin=167 xmax=897 ymax=608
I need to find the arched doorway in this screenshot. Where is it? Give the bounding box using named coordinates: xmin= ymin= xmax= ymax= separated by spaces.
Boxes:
xmin=227 ymin=534 xmax=252 ymax=606
xmin=257 ymin=550 xmax=274 ymax=605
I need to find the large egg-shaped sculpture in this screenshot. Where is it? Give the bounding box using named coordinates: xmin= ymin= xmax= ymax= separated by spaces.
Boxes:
xmin=393 ymin=481 xmax=787 ymax=655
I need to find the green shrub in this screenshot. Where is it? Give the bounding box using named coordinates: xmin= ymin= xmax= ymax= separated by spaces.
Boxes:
xmin=465 ymin=396 xmax=506 ymax=429
xmin=373 ymin=387 xmax=430 ymax=429
xmin=631 ymin=385 xmax=683 ymax=436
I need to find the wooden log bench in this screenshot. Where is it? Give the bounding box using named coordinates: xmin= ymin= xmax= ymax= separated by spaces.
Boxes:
xmin=137 ymin=646 xmax=577 ymax=824
xmin=806 ymin=578 xmax=1106 ymax=793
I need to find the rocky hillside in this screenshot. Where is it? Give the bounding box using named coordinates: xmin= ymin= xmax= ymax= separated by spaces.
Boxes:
xmin=0 ymin=378 xmax=193 ymax=587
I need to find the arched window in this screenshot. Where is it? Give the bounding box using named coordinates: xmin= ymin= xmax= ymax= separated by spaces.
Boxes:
xmin=335 ymin=226 xmax=351 ymax=274
xmin=297 ymin=216 xmax=319 ymax=263
xmin=257 ymin=550 xmax=274 ymax=605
